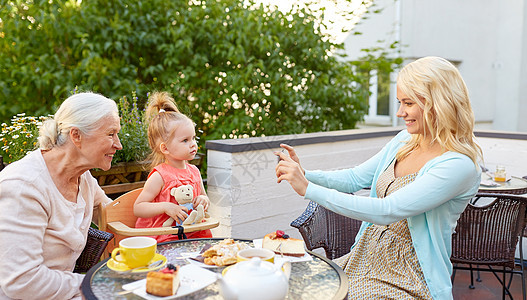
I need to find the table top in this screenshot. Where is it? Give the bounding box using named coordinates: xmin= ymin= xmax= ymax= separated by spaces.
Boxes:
xmin=81 ymin=238 xmax=348 ymax=300
xmin=479 ymin=174 xmax=527 ymax=195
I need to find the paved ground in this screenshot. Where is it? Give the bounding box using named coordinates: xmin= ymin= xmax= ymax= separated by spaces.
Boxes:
xmin=452 ymin=264 xmax=525 ymax=299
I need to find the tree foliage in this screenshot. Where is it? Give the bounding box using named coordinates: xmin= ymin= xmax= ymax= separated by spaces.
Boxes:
xmin=0 ymin=0 xmax=399 ymax=145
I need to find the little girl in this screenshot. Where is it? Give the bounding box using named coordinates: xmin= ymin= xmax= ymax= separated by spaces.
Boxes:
xmin=133 ymin=91 xmax=212 ymax=243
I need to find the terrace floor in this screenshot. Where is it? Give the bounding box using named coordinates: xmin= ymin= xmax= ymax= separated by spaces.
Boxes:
xmin=453 ymin=264 xmax=525 ymax=299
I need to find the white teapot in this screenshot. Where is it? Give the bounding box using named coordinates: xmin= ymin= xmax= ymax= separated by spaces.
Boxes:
xmin=218 ymin=257 xmax=290 ymax=300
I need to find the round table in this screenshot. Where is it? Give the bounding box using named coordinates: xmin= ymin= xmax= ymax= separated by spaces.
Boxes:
xmin=479 ymin=174 xmax=527 ymax=195
xmin=81 ymin=238 xmax=348 ymax=299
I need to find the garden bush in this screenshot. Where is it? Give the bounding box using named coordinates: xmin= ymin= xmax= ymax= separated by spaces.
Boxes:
xmin=0 ymin=0 xmax=399 ymax=145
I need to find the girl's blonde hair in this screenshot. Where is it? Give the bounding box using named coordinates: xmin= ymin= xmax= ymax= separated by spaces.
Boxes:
xmin=396 ymin=56 xmax=482 ymax=164
xmin=144 ymin=91 xmax=193 ymax=170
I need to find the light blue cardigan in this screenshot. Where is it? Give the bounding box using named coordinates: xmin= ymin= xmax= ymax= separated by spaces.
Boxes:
xmin=304 ymin=130 xmax=481 ymax=300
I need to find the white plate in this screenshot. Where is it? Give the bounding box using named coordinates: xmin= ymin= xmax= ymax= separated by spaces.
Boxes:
xmin=252 ymin=239 xmax=312 ymax=263
xmin=187 ymin=258 xmax=224 ymax=269
xmin=122 ymin=264 xmax=217 ymax=299
xmin=181 ymin=250 xmax=224 ymax=269
xmin=480 ymin=180 xmax=501 ymax=187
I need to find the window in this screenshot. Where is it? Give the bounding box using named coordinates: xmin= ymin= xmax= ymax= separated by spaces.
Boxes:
xmin=363 ymin=69 xmax=397 ymax=126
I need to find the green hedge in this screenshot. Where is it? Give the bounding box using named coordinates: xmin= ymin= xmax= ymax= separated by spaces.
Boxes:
xmin=1 ymin=0 xmax=399 ymax=145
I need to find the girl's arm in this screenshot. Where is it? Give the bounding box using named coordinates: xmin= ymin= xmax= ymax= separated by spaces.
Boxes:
xmin=193 ymin=176 xmax=210 ymax=210
xmin=133 ymin=171 xmax=189 ymax=222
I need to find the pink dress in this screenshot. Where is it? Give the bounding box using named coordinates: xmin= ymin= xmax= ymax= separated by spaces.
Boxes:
xmin=135 ymin=163 xmax=212 ymax=243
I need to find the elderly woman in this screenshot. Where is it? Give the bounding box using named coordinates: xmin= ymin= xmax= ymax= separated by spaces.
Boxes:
xmin=276 ymin=56 xmax=482 ymax=299
xmin=0 ymin=92 xmax=121 ymax=299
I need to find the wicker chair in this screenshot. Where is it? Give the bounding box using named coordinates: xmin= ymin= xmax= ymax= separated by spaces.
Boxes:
xmin=451 ymin=193 xmax=527 ymax=300
xmin=74 ymin=227 xmax=114 ymax=273
xmin=290 ymin=200 xmax=362 ymax=260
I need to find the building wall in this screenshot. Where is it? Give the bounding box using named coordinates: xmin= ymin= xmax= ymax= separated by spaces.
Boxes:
xmin=343 ymin=0 xmax=527 ymax=133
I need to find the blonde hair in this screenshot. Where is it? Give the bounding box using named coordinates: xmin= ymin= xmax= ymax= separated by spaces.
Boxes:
xmin=396 ymin=56 xmax=482 ymax=164
xmin=144 ymin=91 xmax=193 ymax=170
xmin=39 ymin=92 xmax=118 ymax=150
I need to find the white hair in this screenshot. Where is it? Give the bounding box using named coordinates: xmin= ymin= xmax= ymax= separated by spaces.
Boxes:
xmin=39 ymin=92 xmax=118 ymax=150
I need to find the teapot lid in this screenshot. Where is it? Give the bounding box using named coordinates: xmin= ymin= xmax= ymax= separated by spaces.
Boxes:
xmin=230 ymin=257 xmax=276 ymax=276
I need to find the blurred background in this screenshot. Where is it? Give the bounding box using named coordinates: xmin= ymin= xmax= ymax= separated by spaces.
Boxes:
xmin=1 ymin=0 xmax=525 ymax=166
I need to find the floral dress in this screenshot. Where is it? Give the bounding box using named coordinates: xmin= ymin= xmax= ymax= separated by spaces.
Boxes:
xmin=334 ymin=160 xmax=433 ymax=299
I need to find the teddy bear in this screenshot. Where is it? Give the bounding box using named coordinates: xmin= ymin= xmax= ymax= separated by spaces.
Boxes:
xmin=161 ymin=184 xmax=205 ymax=227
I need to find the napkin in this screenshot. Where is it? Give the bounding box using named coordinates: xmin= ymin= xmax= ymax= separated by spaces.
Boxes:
xmin=480 ymin=180 xmax=500 ymax=187
xmin=189 ymin=243 xmax=212 ymax=263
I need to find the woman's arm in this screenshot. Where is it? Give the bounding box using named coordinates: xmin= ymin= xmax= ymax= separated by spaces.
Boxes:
xmin=89 ymin=173 xmax=113 ymax=226
xmin=0 ymin=182 xmax=83 ymax=299
xmin=305 ymin=145 xmax=386 ymax=194
xmin=278 ymin=131 xmax=407 ymax=195
xmin=305 ymin=154 xmax=480 ymax=225
xmin=133 ymin=172 xmax=189 ymax=223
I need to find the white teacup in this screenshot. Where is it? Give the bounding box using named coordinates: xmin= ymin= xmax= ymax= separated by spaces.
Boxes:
xmin=237 ymin=248 xmax=275 ymax=263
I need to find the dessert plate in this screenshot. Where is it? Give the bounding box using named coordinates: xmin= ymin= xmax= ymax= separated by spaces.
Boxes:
xmin=181 ymin=249 xmax=224 ymax=269
xmin=107 ymin=253 xmax=167 ymax=273
xmin=480 ymin=180 xmax=500 ymax=187
xmin=121 ymin=264 xmax=217 ymax=299
xmin=187 ymin=258 xmax=224 ymax=269
xmin=252 ymin=239 xmax=312 ymax=263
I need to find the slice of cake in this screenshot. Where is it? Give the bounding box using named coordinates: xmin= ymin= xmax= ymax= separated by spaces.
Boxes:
xmin=146 ymin=264 xmax=180 ymax=297
xmin=263 ymin=230 xmax=306 ymax=257
xmin=202 ymin=238 xmax=249 ymax=266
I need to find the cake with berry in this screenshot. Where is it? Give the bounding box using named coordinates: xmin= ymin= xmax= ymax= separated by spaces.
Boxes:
xmin=146 ymin=264 xmax=180 ymax=297
xmin=262 ymin=230 xmax=306 ymax=257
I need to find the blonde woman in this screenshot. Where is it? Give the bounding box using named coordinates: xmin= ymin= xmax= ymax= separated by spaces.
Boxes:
xmin=276 ymin=56 xmax=482 ymax=300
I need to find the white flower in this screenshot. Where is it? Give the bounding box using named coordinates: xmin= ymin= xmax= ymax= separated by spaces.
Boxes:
xmin=232 ymin=100 xmax=242 ymax=109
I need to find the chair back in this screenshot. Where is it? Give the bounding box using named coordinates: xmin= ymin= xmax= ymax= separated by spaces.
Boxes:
xmin=99 ymin=188 xmax=143 ymax=257
xmin=99 ymin=188 xmax=142 ymax=231
xmin=99 ymin=187 xmax=220 ymax=257
xmin=291 ymin=201 xmax=362 ymax=260
xmin=74 ymin=227 xmax=114 ymax=273
xmin=451 ymin=193 xmax=527 ymax=268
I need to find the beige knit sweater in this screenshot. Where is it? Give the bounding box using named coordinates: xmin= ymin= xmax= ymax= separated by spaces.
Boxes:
xmin=0 ymin=150 xmax=111 ymax=299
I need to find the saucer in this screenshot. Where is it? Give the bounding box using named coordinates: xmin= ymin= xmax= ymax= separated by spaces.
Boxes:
xmin=107 ymin=253 xmax=167 ymax=273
